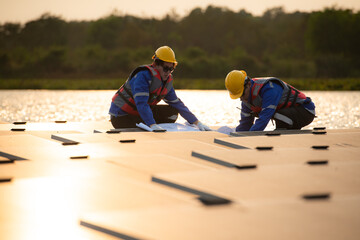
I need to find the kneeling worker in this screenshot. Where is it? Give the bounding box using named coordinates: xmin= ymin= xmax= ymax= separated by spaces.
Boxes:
xmin=225 ymin=70 xmax=315 ymax=131
xmin=109 ymin=46 xmax=211 ymax=131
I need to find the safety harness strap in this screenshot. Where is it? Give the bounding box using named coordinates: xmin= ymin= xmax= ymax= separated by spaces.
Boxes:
xmin=155 ymin=80 xmax=169 ymax=102
xmin=117 ymin=86 xmax=137 ymax=110
xmin=280 ymin=87 xmax=292 ymax=109
xmin=291 ymin=90 xmax=299 ymax=107
xmin=280 ymin=84 xmax=300 ymax=109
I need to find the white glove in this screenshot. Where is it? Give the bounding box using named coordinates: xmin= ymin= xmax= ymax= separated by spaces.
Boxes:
xmin=150 ymin=124 xmax=165 ymax=131
xmin=196 ymin=121 xmax=212 ymax=131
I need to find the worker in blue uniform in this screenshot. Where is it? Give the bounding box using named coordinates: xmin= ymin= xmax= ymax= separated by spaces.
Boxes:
xmin=109 ymin=46 xmax=211 ymax=131
xmin=225 ymin=70 xmax=315 ymax=131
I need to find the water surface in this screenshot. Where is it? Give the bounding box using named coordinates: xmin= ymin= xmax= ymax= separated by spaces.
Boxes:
xmin=1 ymin=90 xmax=359 ymax=129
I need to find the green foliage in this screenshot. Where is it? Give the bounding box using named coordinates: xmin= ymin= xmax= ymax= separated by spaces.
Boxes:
xmin=0 ymin=78 xmax=121 ymax=89
xmin=0 ymin=6 xmax=360 ymax=90
xmin=306 ymin=8 xmax=360 ymax=77
xmin=1 ymin=78 xmax=359 ymax=90
xmin=285 ymin=78 xmax=360 ymax=91
xmin=88 ymin=15 xmax=124 ymax=49
xmin=20 ymin=13 xmax=67 ymax=48
xmin=306 ymin=8 xmax=356 ymax=55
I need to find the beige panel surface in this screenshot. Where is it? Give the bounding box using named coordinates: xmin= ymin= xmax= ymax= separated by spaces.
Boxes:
xmin=61 ymin=139 xmax=229 ymax=169
xmin=1 ymin=134 xmax=185 ymax=181
xmin=192 ymin=147 xmax=360 ymax=168
xmin=107 ymin=131 xmax=230 ymax=145
xmin=81 ymin=197 xmax=360 ymax=240
xmin=230 ymin=129 xmax=312 ymax=137
xmin=0 ymin=130 xmax=82 ymax=143
xmin=1 ymin=136 xmax=227 ymax=177
xmin=0 ymin=131 xmax=25 ymax=136
xmin=0 ymin=157 xmax=151 ymax=181
xmin=0 ymin=134 xmax=64 ymax=161
xmin=326 ymin=128 xmax=360 ymax=133
xmin=107 ymin=154 xmax=212 ymax=175
xmin=0 ymin=121 xmax=113 ymax=133
xmin=0 ymin=174 xmax=193 ymax=240
xmin=0 ymin=156 xmax=12 ymax=161
xmin=52 ymin=131 xmax=230 ymax=146
xmin=0 ymin=133 xmax=134 ymax=162
xmin=0 ymin=134 xmax=60 ymax=148
xmin=231 ymin=127 xmax=360 ymax=137
xmin=0 ymin=133 xmax=88 ymax=161
xmin=1 ymin=123 xmax=359 ymax=240
xmin=215 ymin=131 xmax=360 ymax=149
xmin=153 ymin=164 xmax=360 ymax=201
xmin=29 ymin=131 xmax=83 ymax=141
xmin=231 ymin=128 xmax=360 ymax=137
xmin=52 ymin=133 xmax=116 ymax=143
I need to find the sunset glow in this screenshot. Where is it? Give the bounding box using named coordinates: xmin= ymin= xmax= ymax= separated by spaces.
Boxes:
xmin=1 ymin=0 xmax=360 ymax=23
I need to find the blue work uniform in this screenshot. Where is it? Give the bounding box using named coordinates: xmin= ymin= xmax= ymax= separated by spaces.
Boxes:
xmin=236 ymin=80 xmax=315 ymax=131
xmin=109 ymin=70 xmax=197 ymax=126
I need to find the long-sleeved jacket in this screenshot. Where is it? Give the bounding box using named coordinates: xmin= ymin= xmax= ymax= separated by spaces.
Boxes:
xmin=109 ymin=65 xmax=197 ymax=126
xmin=236 ymin=78 xmax=315 ymax=131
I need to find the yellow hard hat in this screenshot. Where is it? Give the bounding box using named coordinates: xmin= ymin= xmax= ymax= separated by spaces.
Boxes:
xmin=152 ymin=46 xmax=177 ymax=65
xmin=225 ymin=70 xmax=247 ymax=99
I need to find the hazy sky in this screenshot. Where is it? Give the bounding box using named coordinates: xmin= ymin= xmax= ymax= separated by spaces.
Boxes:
xmin=1 ymin=0 xmax=359 ymax=24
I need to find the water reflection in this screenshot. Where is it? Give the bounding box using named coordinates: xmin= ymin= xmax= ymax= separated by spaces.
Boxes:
xmin=0 ymin=90 xmax=359 ymax=129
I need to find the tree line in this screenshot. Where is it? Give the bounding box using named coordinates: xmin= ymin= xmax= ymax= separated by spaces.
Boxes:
xmin=1 ymin=5 xmax=359 ymax=81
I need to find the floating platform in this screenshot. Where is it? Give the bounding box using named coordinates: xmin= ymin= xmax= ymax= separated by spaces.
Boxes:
xmin=0 ymin=121 xmax=359 ymax=240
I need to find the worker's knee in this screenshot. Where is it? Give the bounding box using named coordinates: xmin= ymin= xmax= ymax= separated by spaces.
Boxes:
xmin=274 ymin=106 xmax=314 ymax=129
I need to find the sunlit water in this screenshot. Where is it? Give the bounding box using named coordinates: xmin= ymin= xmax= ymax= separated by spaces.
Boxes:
xmin=1 ymin=90 xmax=359 ymax=130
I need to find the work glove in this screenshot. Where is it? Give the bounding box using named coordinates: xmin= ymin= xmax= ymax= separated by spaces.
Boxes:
xmin=196 ymin=121 xmax=212 ymax=131
xmin=150 ymin=124 xmax=165 ymax=131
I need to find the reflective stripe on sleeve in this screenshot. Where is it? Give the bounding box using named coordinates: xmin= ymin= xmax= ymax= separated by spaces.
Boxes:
xmin=265 ymin=105 xmax=277 ymax=110
xmin=241 ymin=112 xmax=252 ymax=117
xmin=164 ymin=98 xmax=180 ymax=103
xmin=133 ymin=92 xmax=150 ymax=98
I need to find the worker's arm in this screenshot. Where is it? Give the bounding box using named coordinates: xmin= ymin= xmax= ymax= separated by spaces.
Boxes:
xmin=236 ymin=102 xmax=254 ymax=131
xmin=249 ymin=82 xmax=283 ymax=131
xmin=130 ymin=70 xmax=156 ymax=126
xmin=164 ymin=88 xmax=198 ymax=124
